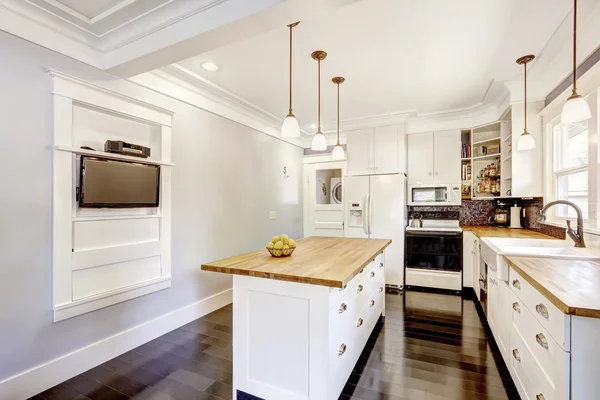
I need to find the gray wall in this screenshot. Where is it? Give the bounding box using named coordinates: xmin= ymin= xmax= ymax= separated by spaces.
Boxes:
xmin=0 ymin=31 xmax=303 ymax=381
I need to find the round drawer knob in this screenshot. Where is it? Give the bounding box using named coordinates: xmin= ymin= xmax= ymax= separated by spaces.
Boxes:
xmin=338 ymin=343 xmax=347 ymax=356
xmin=536 ymin=394 xmax=545 ymax=400
xmin=379 ymin=262 xmax=384 ymax=268
xmin=356 ymin=318 xmax=363 ymax=328
xmin=536 ymin=303 xmax=549 ymax=319
xmin=369 ymin=299 xmax=375 ymax=307
xmin=512 ymin=279 xmax=521 ymax=289
xmin=338 ymin=303 xmax=347 ymax=314
xmin=369 ymin=271 xmax=375 ymax=278
xmin=512 ymin=348 xmax=521 ymax=362
xmin=379 ymin=287 xmax=384 ymax=293
xmin=357 ymin=284 xmax=364 ymax=293
xmin=536 ymin=333 xmax=549 ymax=349
xmin=512 ymin=302 xmax=520 ymax=313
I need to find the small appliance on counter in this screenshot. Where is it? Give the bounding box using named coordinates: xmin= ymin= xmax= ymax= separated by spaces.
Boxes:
xmin=489 ymin=201 xmax=510 ymax=227
xmin=105 ymin=140 xmax=151 ymax=158
xmin=509 ymin=203 xmax=523 ymax=229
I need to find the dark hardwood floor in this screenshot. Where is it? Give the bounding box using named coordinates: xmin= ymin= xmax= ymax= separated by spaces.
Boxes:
xmin=30 ymin=291 xmax=519 ymax=400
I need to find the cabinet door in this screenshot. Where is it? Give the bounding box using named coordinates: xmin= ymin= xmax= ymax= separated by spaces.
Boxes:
xmin=346 ymin=129 xmax=373 ymax=176
xmin=487 ymin=270 xmax=498 ymax=334
xmin=462 ymin=232 xmax=474 ymax=288
xmin=473 ymin=238 xmax=480 ymax=299
xmin=373 ymin=125 xmax=400 ymax=174
xmin=496 ymin=280 xmax=511 ymax=364
xmin=407 ymin=132 xmax=433 ymax=183
xmin=433 ymin=130 xmax=461 ymax=183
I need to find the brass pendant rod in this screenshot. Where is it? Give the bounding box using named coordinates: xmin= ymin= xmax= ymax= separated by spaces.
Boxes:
xmin=572 ymin=0 xmax=578 ymax=95
xmin=318 ymin=58 xmax=321 ymax=133
xmin=524 ymin=60 xmax=527 ymax=132
xmin=286 ymin=22 xmax=299 ymax=116
xmin=336 ymin=82 xmax=340 ymax=145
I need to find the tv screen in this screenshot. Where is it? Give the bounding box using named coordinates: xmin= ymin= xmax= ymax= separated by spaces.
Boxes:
xmin=79 ymin=156 xmax=160 ymax=208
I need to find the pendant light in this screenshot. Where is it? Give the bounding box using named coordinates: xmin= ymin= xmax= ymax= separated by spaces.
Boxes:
xmin=311 ymin=50 xmax=328 ymax=151
xmin=561 ymin=0 xmax=591 ymax=124
xmin=516 ymin=55 xmax=536 ymax=151
xmin=331 ymin=77 xmax=345 ymax=160
xmin=281 ymin=22 xmax=301 ymax=138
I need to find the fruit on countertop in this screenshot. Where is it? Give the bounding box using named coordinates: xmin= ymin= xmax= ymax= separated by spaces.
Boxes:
xmin=267 ymin=234 xmax=297 ymax=257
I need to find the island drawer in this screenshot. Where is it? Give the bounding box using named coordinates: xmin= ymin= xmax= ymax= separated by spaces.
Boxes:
xmin=511 ymin=291 xmax=569 ymax=396
xmin=329 ymin=253 xmax=381 ymax=309
xmin=509 ymin=267 xmax=570 ymax=351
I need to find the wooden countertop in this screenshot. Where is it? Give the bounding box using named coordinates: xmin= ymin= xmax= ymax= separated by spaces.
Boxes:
xmin=201 ymin=237 xmax=391 ymax=288
xmin=462 ymin=226 xmax=557 ymax=239
xmin=506 ymin=256 xmax=600 ymax=318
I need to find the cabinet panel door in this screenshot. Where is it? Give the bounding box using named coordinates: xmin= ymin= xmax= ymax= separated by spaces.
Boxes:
xmin=433 ymin=130 xmax=461 ymax=183
xmin=462 ymin=232 xmax=474 ymax=288
xmin=373 ymin=125 xmax=400 ymax=174
xmin=496 ymin=280 xmax=511 ymax=364
xmin=347 ymin=129 xmax=373 ymax=176
xmin=407 ymin=132 xmax=433 ymax=183
xmin=487 ymin=270 xmax=498 ymax=334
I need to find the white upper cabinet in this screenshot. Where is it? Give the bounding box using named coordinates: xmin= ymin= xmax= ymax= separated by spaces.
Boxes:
xmin=407 ymin=130 xmax=460 ymax=183
xmin=346 ymin=129 xmax=372 ymax=176
xmin=407 ymin=132 xmax=434 ymax=182
xmin=433 ymin=130 xmax=461 ymax=183
xmin=346 ymin=125 xmax=405 ymax=176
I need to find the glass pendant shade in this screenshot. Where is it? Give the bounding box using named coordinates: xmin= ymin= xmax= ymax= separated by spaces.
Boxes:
xmin=311 ymin=132 xmax=327 ymax=151
xmin=561 ymin=95 xmax=592 ymax=124
xmin=331 ymin=144 xmax=345 ymax=160
xmin=281 ymin=115 xmax=300 ymax=138
xmin=517 ymin=132 xmax=536 ymax=151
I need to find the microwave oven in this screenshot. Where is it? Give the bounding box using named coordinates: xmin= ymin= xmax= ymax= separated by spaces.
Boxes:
xmin=407 ymin=183 xmax=461 ymax=206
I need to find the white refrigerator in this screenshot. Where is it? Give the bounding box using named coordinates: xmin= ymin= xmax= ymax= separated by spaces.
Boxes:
xmin=345 ymin=174 xmax=406 ymax=289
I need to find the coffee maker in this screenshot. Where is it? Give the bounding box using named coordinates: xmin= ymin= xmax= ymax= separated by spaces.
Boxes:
xmin=490 ymin=201 xmax=511 ymax=227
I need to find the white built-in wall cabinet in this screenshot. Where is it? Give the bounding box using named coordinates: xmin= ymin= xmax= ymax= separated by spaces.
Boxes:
xmin=459 ymin=106 xmax=543 ymax=200
xmin=51 ymin=71 xmax=174 ymax=322
xmin=346 ymin=125 xmax=406 ymax=176
xmin=407 ymin=130 xmax=461 ymax=184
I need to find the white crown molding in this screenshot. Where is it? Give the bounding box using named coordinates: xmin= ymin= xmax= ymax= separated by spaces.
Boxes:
xmin=129 ymin=66 xmax=305 ymax=148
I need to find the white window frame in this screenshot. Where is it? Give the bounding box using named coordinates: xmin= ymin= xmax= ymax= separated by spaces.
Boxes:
xmin=543 ymin=90 xmax=599 ymax=231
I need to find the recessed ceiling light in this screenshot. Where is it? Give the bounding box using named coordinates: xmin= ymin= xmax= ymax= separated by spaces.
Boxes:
xmin=201 ymin=62 xmax=219 ymax=72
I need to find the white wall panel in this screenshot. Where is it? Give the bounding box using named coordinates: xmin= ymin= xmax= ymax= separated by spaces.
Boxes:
xmin=72 ymin=241 xmax=161 ymax=271
xmin=73 ymin=218 xmax=160 ymax=250
xmin=72 ymin=256 xmax=161 ymax=300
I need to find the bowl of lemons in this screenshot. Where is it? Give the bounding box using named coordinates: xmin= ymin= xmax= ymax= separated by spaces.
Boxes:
xmin=266 ymin=234 xmax=297 ymax=257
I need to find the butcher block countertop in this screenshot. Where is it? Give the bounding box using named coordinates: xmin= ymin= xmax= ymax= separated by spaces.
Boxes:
xmin=506 ymin=256 xmax=600 ymax=318
xmin=201 ymin=236 xmax=391 ymax=288
xmin=462 ymin=226 xmax=557 ymax=239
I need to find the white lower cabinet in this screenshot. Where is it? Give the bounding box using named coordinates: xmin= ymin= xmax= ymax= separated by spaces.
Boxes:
xmin=478 ymin=264 xmax=600 ymax=400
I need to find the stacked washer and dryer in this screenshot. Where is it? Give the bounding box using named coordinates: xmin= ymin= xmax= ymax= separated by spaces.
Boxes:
xmin=330 ymin=177 xmax=342 ymax=204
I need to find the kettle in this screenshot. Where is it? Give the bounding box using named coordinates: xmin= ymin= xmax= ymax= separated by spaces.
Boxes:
xmin=410 ymin=213 xmax=423 ymax=228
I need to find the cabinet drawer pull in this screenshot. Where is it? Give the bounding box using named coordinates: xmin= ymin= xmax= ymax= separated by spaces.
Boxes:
xmin=512 ymin=349 xmax=521 ymax=362
xmin=338 ymin=344 xmax=347 ymax=356
xmin=379 ymin=262 xmax=384 ymax=268
xmin=535 ymin=304 xmax=549 ymax=319
xmin=356 ymin=318 xmax=363 ymax=328
xmin=512 ymin=302 xmax=520 ymax=313
xmin=338 ymin=303 xmax=347 ymax=314
xmin=369 ymin=271 xmax=375 ymax=278
xmin=512 ymin=279 xmax=521 ymax=289
xmin=370 ymin=299 xmax=375 ymax=307
xmin=536 ymin=333 xmax=549 ymax=349
xmin=357 ymin=284 xmax=364 ymax=293
xmin=379 ymin=287 xmax=384 ymax=293
xmin=536 ymin=394 xmax=545 ymax=400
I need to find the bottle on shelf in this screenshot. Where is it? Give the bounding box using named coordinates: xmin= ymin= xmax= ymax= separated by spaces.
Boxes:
xmin=489 ymin=162 xmax=496 ymax=177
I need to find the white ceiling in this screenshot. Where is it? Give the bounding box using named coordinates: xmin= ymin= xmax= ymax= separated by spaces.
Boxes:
xmin=56 ymin=0 xmax=126 ymax=19
xmin=177 ymin=0 xmax=572 ymax=132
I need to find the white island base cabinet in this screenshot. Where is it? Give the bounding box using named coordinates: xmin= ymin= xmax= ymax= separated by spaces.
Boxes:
xmin=232 ymin=255 xmax=385 ymax=400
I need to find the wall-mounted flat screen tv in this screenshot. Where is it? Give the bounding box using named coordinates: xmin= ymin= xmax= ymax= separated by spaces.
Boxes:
xmin=79 ymin=156 xmax=160 ymax=208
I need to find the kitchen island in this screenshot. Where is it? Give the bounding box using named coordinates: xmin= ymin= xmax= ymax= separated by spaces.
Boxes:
xmin=201 ymin=237 xmax=391 ymax=400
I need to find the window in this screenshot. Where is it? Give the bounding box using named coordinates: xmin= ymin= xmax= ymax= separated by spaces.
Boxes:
xmin=552 ymin=120 xmax=589 ymax=219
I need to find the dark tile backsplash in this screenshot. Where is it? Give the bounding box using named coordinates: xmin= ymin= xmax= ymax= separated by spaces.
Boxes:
xmin=460 ymin=200 xmax=496 ymax=226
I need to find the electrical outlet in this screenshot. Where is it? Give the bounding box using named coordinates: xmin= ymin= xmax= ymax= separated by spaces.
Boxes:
xmin=269 ymin=211 xmax=277 ymax=220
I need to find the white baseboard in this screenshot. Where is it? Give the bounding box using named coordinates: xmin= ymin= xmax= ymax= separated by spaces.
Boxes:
xmin=0 ymin=288 xmax=233 ymax=400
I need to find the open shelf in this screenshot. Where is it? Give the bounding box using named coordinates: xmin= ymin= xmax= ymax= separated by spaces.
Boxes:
xmin=461 ymin=158 xmax=471 ymax=161
xmin=473 ymin=136 xmax=501 ymax=145
xmin=472 ymin=154 xmax=501 ymax=161
xmin=55 ymin=145 xmax=175 ymax=166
